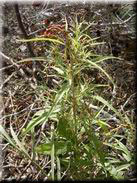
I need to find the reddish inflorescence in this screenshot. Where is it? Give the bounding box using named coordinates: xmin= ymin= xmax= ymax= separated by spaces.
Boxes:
xmin=43 ymin=23 xmax=66 ymax=38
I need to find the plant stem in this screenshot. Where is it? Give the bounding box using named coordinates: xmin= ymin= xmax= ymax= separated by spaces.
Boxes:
xmin=66 ymin=35 xmax=78 ymax=151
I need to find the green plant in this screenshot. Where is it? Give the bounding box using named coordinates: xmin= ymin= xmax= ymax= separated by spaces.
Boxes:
xmin=0 ymin=17 xmax=135 ymax=180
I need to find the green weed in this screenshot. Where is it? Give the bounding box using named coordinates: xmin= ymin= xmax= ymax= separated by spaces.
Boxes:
xmin=0 ymin=18 xmax=135 ymax=180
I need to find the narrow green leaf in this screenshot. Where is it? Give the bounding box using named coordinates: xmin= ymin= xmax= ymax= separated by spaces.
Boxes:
xmin=95 ymin=56 xmax=122 ymax=64
xmin=90 ymin=42 xmax=106 ymax=46
xmin=51 ymin=66 xmax=64 ymax=75
xmin=51 ymin=142 xmax=55 ymax=180
xmin=0 ymin=125 xmax=16 ymax=147
xmin=116 ymin=164 xmax=131 ymax=172
xmin=92 ymin=95 xmax=123 ymax=121
xmin=10 ymin=125 xmax=29 ymax=157
xmin=23 ymin=83 xmax=69 ymax=135
xmin=122 ymin=152 xmax=131 ymax=162
xmin=57 ymin=156 xmax=61 ymax=180
xmin=86 ymin=59 xmax=115 ymax=86
xmin=91 ymin=132 xmax=106 ymax=165
xmin=116 ymin=139 xmax=130 ymax=154
xmin=17 ymin=38 xmax=64 ymax=45
xmin=17 ymin=57 xmax=48 ymax=64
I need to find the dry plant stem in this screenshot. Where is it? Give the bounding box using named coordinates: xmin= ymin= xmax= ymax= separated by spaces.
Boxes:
xmin=28 ymin=27 xmax=47 ymax=37
xmin=17 ymin=159 xmax=32 ymax=179
xmin=0 ymin=72 xmax=15 ymax=90
xmin=17 ymin=103 xmax=35 ymax=136
xmin=114 ymin=13 xmax=136 ymax=24
xmin=35 ymin=159 xmax=51 ymax=179
xmin=92 ymin=13 xmax=136 ymax=26
xmin=0 ymin=106 xmax=46 ymax=121
xmin=0 ymin=64 xmax=14 ymax=72
xmin=8 ymin=90 xmax=15 ymax=118
xmin=20 ymin=146 xmax=47 ymax=178
xmin=14 ymin=4 xmax=37 ymax=85
xmin=0 ymin=51 xmax=36 ymax=89
xmin=14 ymin=4 xmax=35 ymax=58
xmin=61 ymin=161 xmax=70 ymax=179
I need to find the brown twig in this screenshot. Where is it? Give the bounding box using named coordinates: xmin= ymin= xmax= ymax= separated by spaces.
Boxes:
xmin=0 ymin=72 xmax=15 ymax=90
xmin=14 ymin=4 xmax=37 ymax=85
xmin=0 ymin=51 xmax=36 ymax=89
xmin=28 ymin=27 xmax=46 ymax=37
xmin=14 ymin=4 xmax=35 ymax=57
